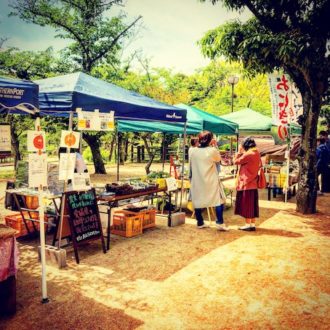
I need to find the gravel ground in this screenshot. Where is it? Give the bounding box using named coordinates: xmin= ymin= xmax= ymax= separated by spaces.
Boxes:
xmin=1 ymin=164 xmax=329 ymax=329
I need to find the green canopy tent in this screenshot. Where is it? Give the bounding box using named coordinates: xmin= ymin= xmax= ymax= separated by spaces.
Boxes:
xmin=117 ymin=103 xmax=238 ymax=175
xmin=117 ymin=103 xmax=238 ymax=135
xmin=220 ymin=108 xmax=301 ymax=143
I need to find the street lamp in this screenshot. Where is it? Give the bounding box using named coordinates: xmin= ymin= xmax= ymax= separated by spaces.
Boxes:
xmin=228 ymin=75 xmax=239 ymax=157
xmin=228 ymin=75 xmax=239 ymax=112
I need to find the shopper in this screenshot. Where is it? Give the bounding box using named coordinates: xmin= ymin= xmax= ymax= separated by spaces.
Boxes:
xmin=316 ymin=137 xmax=329 ymax=194
xmin=319 ymin=131 xmax=330 ymax=192
xmin=188 ymin=136 xmax=199 ymax=159
xmin=233 ymin=137 xmax=261 ymax=231
xmin=190 ymin=131 xmax=229 ymax=231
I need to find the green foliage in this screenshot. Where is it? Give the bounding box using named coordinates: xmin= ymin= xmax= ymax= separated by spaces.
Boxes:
xmin=83 ymin=146 xmax=110 ymax=163
xmin=10 ymin=0 xmax=141 ymax=72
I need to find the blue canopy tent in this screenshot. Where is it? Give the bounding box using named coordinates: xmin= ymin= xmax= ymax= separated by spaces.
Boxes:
xmin=0 ymin=76 xmax=39 ymax=114
xmin=35 ymin=72 xmax=187 ymax=122
xmin=35 ymin=72 xmax=188 ymax=182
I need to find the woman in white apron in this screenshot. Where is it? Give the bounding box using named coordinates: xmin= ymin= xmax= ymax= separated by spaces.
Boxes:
xmin=190 ymin=131 xmax=229 ymax=230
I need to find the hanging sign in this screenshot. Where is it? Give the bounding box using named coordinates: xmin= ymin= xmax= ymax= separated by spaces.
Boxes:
xmin=0 ymin=124 xmax=11 ymax=152
xmin=99 ymin=111 xmax=115 ymax=131
xmin=60 ymin=131 xmax=80 ymax=149
xmin=77 ymin=110 xmax=114 ymax=131
xmin=59 ymin=153 xmax=76 ymax=180
xmin=268 ymin=74 xmax=303 ymax=140
xmin=27 ymin=130 xmax=46 ymax=152
xmin=28 ymin=153 xmax=47 ymax=187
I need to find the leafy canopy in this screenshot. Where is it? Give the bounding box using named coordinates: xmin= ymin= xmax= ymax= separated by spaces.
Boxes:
xmin=10 ymin=0 xmax=142 ymax=71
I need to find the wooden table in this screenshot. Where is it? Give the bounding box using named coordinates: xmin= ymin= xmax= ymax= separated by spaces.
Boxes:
xmin=97 ymin=187 xmax=173 ymax=250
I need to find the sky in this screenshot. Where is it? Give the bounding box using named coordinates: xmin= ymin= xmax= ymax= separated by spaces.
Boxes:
xmin=0 ymin=0 xmax=250 ymax=74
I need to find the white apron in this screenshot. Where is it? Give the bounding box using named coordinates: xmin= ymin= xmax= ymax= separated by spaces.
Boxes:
xmin=190 ymin=147 xmax=221 ymax=208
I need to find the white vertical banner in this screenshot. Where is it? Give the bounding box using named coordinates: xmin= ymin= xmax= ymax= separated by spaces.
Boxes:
xmin=28 ymin=153 xmax=48 ymax=187
xmin=268 ymin=74 xmax=303 ymax=140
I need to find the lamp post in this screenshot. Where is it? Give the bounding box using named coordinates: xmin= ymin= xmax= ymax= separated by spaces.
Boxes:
xmin=228 ymin=75 xmax=239 ymax=113
xmin=228 ymin=75 xmax=239 ymax=158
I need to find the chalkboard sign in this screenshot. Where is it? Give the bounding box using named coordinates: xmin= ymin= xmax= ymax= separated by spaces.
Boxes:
xmin=65 ymin=188 xmax=106 ymax=263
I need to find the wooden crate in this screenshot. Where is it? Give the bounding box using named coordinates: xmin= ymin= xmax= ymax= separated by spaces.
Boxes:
xmin=111 ymin=210 xmax=143 ymax=238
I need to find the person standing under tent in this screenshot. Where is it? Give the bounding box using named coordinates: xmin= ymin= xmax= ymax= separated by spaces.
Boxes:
xmin=316 ymin=137 xmax=329 ymax=194
xmin=319 ymin=131 xmax=330 ymax=192
xmin=233 ymin=137 xmax=261 ymax=231
xmin=190 ymin=131 xmax=229 ymax=231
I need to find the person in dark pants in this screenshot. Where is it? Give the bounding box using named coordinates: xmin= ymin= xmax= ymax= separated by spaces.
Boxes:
xmin=319 ymin=131 xmax=330 ymax=192
xmin=190 ymin=131 xmax=229 ymax=231
xmin=316 ymin=137 xmax=329 ymax=194
xmin=233 ymin=137 xmax=261 ymax=231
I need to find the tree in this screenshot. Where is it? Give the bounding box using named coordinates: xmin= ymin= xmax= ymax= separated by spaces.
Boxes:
xmin=200 ymin=0 xmax=330 ymax=214
xmin=0 ymin=46 xmax=75 ymax=79
xmin=11 ymin=0 xmax=142 ymax=174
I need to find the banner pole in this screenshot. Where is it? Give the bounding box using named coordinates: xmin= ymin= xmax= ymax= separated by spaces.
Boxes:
xmin=179 ymin=122 xmax=187 ymax=211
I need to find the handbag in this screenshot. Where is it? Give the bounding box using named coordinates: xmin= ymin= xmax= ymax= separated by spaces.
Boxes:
xmin=257 ymin=162 xmax=267 ymax=189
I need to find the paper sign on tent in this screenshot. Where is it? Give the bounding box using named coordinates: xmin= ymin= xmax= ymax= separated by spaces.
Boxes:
xmin=0 ymin=125 xmax=11 ymax=152
xmin=77 ymin=109 xmax=114 ymax=131
xmin=27 ymin=130 xmax=46 ymax=152
xmin=28 ymin=153 xmax=47 ymax=187
xmin=59 ymin=153 xmax=76 ymax=180
xmin=60 ymin=131 xmax=80 ymax=149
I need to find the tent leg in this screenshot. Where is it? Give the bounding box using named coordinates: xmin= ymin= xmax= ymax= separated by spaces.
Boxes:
xmin=116 ymin=130 xmax=120 ymax=181
xmin=179 ymin=123 xmax=187 ymax=212
xmin=162 ymin=133 xmax=166 ymax=172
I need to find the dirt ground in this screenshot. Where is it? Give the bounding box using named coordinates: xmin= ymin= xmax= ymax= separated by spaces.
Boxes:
xmin=0 ymin=163 xmax=330 ymax=329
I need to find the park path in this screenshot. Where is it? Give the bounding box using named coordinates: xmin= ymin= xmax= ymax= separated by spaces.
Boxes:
xmin=0 ymin=165 xmax=329 ymax=329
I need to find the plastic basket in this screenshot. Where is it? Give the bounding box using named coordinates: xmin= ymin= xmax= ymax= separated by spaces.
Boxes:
xmin=5 ymin=213 xmax=35 ymax=237
xmin=141 ymin=209 xmax=156 ymax=230
xmin=111 ymin=210 xmax=143 ymax=238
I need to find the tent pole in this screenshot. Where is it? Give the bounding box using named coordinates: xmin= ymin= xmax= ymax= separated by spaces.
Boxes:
xmin=162 ymin=133 xmax=166 ymax=172
xmin=35 ymin=114 xmax=49 ymax=304
xmin=179 ymin=122 xmax=187 ymax=211
xmin=116 ymin=129 xmax=120 ymax=181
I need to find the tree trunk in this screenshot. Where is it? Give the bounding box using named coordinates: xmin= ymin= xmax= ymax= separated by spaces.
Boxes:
xmin=141 ymin=135 xmax=155 ymax=174
xmin=83 ymin=133 xmax=106 ymax=174
xmin=10 ymin=123 xmax=21 ymax=168
xmin=296 ymin=92 xmax=321 ymax=214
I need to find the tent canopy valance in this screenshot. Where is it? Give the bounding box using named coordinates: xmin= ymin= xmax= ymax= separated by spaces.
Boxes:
xmin=35 ymin=72 xmax=186 ymax=122
xmin=220 ymin=108 xmax=302 ymax=138
xmin=118 ymin=103 xmax=238 ymax=135
xmin=0 ymin=76 xmax=39 ymax=114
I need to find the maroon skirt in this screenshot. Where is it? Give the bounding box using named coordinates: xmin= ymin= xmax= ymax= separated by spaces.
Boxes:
xmin=235 ymin=189 xmax=259 ymax=219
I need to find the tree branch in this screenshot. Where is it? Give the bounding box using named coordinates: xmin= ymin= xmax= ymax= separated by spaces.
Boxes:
xmin=90 ymin=15 xmax=142 ymax=65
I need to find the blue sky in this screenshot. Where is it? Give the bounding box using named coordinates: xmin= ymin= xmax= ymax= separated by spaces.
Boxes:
xmin=0 ymin=0 xmax=250 ymax=74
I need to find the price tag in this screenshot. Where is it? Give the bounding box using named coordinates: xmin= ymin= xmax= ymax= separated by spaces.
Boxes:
xmin=166 ymin=177 xmax=178 ymax=192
